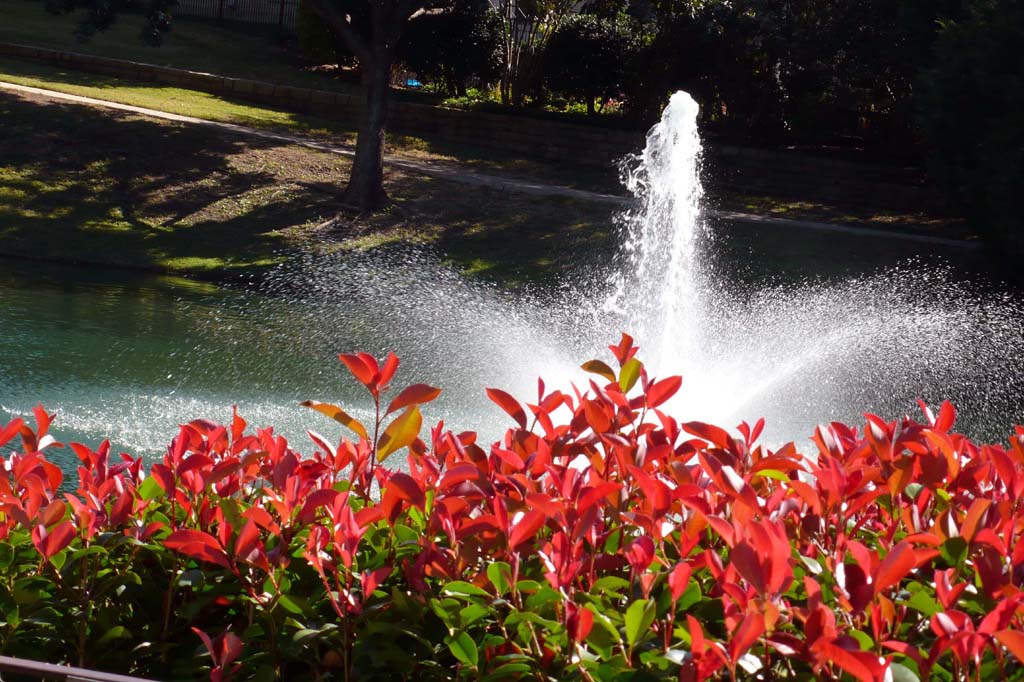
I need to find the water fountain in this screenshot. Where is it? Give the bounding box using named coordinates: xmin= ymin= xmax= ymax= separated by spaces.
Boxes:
xmin=2 ymin=91 xmax=1022 ymax=455
xmin=600 ymin=91 xmax=1023 ymax=441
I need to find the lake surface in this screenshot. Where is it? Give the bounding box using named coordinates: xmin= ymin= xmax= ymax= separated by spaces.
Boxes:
xmin=2 ymin=220 xmax=1022 ymax=465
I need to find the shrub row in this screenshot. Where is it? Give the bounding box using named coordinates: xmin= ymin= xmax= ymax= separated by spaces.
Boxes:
xmin=2 ymin=335 xmax=1024 ymax=680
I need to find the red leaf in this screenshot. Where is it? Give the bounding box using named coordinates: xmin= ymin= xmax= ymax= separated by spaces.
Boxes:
xmin=361 ymin=565 xmax=392 ymax=596
xmin=339 ymin=353 xmax=376 ymax=387
xmin=386 ymin=383 xmax=442 ymax=415
xmin=298 ymin=488 xmax=341 ymax=525
xmin=646 ymin=376 xmax=682 ymax=409
xmin=959 ymin=497 xmax=992 ymax=543
xmin=811 ymin=639 xmax=883 ymax=682
xmin=583 ymin=399 xmax=612 ymax=433
xmin=873 ymin=542 xmax=917 ymax=596
xmin=683 ymin=421 xmax=733 ymax=450
xmin=609 ymin=332 xmax=637 ymax=364
xmin=577 ymin=482 xmax=621 ymax=512
xmin=730 ymin=541 xmax=767 ymax=595
xmin=32 ymin=404 xmax=52 ymax=439
xmin=32 ymin=520 xmax=75 ymax=560
xmin=385 ymin=472 xmax=425 ymax=509
xmin=934 ymin=400 xmax=956 ymax=433
xmin=669 ymin=562 xmax=692 ymax=602
xmin=508 ymin=510 xmax=547 ymax=550
xmin=306 ymin=430 xmax=336 ymax=459
xmin=625 ymin=536 xmax=655 ymax=573
xmin=438 ymin=463 xmax=480 ymax=491
xmin=996 ymin=629 xmax=1024 ymax=663
xmin=233 ymin=520 xmax=261 ymax=561
xmin=486 ymin=388 xmax=527 ymax=429
xmin=0 ymin=417 xmax=24 ymax=449
xmin=573 ymin=604 xmax=594 ymax=643
xmin=729 ymin=611 xmax=766 ymax=664
xmin=164 ymin=529 xmax=231 ymax=569
xmin=378 ymin=352 xmax=400 ymax=388
xmin=492 ymin=447 xmax=525 ymax=470
xmin=526 ymin=493 xmax=564 ymax=518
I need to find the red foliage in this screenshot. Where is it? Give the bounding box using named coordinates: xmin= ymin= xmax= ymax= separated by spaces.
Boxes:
xmin=2 ymin=334 xmax=1024 ymax=681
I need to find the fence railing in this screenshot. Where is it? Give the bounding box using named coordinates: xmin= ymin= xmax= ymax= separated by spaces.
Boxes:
xmin=0 ymin=656 xmax=158 ymax=682
xmin=173 ymin=0 xmax=299 ymax=29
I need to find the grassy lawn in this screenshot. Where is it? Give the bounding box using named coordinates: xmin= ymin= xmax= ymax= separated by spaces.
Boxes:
xmin=0 ymin=88 xmax=617 ymax=285
xmin=0 ymin=56 xmax=625 ymax=192
xmin=0 ymin=0 xmax=361 ymax=93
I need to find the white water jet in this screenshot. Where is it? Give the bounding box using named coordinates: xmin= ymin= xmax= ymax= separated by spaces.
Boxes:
xmin=595 ymin=90 xmax=1023 ymax=442
xmin=4 ymin=91 xmax=1022 ymax=456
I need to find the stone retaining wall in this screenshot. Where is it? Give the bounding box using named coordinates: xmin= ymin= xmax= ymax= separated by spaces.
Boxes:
xmin=0 ymin=41 xmax=941 ymax=210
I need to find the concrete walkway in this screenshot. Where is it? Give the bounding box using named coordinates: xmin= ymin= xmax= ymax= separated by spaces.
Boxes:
xmin=0 ymin=80 xmax=978 ymax=249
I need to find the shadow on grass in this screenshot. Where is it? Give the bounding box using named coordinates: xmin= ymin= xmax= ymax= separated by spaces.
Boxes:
xmin=0 ymin=91 xmax=345 ymax=277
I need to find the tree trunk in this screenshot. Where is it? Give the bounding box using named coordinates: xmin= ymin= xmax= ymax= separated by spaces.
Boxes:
xmin=343 ymin=52 xmax=392 ymax=211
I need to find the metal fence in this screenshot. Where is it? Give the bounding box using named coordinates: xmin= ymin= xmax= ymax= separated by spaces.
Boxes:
xmin=173 ymin=0 xmax=299 ymax=29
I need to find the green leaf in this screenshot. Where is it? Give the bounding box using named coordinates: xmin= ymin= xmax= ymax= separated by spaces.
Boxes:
xmin=376 ymin=405 xmax=422 ymax=461
xmin=445 ymin=631 xmax=478 ymax=668
xmin=0 ymin=542 xmax=14 ymax=569
xmin=904 ymin=483 xmax=924 ymax=501
xmin=98 ymin=626 xmax=131 ymax=644
xmin=526 ymin=585 xmax=562 ymax=610
xmin=276 ymin=593 xmax=307 ymax=615
xmin=624 ymin=598 xmax=656 ymax=646
xmin=177 ymin=568 xmax=204 ymax=588
xmin=460 ymin=603 xmax=492 ymax=629
xmin=443 ymin=581 xmax=491 ymax=599
xmin=800 ymin=554 xmax=823 ymax=575
xmin=619 ymin=358 xmax=642 ymax=393
xmin=392 ymin=523 xmax=419 ymax=544
xmin=293 ymin=628 xmax=322 ymax=643
xmin=849 ymin=629 xmax=873 ymax=650
xmin=219 ymin=497 xmax=244 ymax=531
xmin=481 ymin=662 xmax=534 ymax=681
xmin=591 ymin=576 xmax=631 ymax=596
xmin=755 ymin=468 xmax=791 ymax=482
xmin=940 ymin=537 xmax=968 ymax=566
xmin=904 ymin=583 xmax=941 ymax=616
xmin=487 ymin=561 xmax=511 ymax=596
xmin=890 ymin=662 xmax=921 ymax=682
xmin=581 ymin=359 xmax=617 ymax=383
xmin=676 ymin=581 xmax=702 ymax=610
xmin=2 ymin=606 xmax=20 ymax=628
xmin=49 ymin=550 xmax=67 ymax=571
xmin=136 ymin=476 xmax=164 ymax=501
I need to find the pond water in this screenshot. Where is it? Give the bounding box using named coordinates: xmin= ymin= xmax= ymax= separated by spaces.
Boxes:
xmin=2 ymin=219 xmax=1020 ymax=467
xmin=3 ymin=93 xmax=1022 ymax=461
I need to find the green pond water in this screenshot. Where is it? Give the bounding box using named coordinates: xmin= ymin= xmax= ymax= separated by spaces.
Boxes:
xmin=1 ymin=222 xmax=1021 ymax=467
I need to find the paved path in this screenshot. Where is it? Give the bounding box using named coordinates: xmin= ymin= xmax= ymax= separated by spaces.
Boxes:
xmin=0 ymin=80 xmax=978 ymax=249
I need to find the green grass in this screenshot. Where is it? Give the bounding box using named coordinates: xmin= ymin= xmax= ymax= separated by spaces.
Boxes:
xmin=0 ymin=55 xmax=624 ymax=192
xmin=0 ymin=56 xmax=355 ymax=136
xmin=0 ymin=0 xmax=358 ymax=92
xmin=0 ymin=88 xmax=617 ymax=285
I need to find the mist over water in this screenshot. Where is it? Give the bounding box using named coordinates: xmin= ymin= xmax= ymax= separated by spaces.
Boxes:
xmin=596 ymin=91 xmax=1024 ymax=442
xmin=2 ymin=90 xmax=1022 ymax=455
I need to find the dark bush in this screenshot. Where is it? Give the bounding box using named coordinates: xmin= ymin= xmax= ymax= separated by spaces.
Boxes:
xmin=917 ymin=0 xmax=1024 ymax=265
xmin=543 ymin=15 xmax=638 ymax=116
xmin=398 ymin=0 xmax=501 ymax=97
xmin=295 ymin=0 xmax=367 ymax=69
